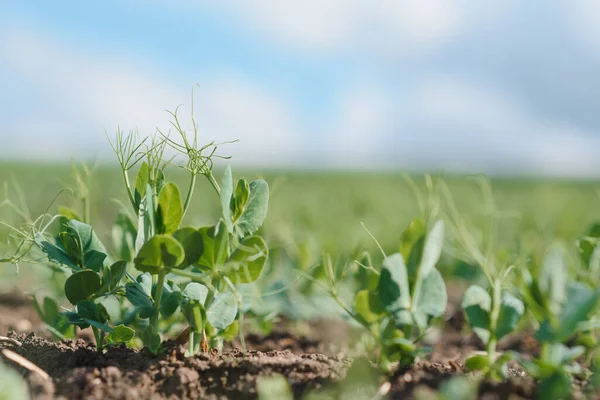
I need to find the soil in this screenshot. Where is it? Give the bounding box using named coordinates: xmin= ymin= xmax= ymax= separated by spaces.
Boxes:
xmin=0 ymin=292 xmax=596 ymax=400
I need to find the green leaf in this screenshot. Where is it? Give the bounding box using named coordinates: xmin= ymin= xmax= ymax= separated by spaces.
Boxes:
xmin=496 ymin=291 xmax=524 ymax=340
xmin=64 ymin=270 xmax=102 ymax=305
xmin=42 ymin=297 xmax=59 ymax=325
xmin=207 ymin=292 xmax=238 ymax=329
xmin=77 ymin=300 xmax=110 ymax=325
xmin=134 ymin=235 xmax=185 ymax=274
xmin=173 ymin=227 xmax=204 ymax=268
xmin=34 ymin=233 xmax=80 ymax=271
xmin=182 ymin=282 xmax=209 ymax=303
xmin=353 ymin=289 xmax=385 ymax=324
xmin=400 ymin=218 xmax=426 ymax=262
xmin=107 ymin=260 xmax=127 ymax=291
xmin=220 ymin=165 xmax=234 ymax=233
xmin=465 ymin=355 xmax=490 ymax=371
xmin=159 ymin=280 xmax=182 ymax=318
xmin=125 ymin=274 xmax=154 ymax=318
xmin=157 ymin=182 xmax=183 ymax=234
xmin=106 ymin=324 xmax=135 ymax=344
xmin=67 ymin=220 xmax=108 ymax=272
xmin=418 ymin=220 xmax=445 ymax=280
xmin=462 ymin=285 xmax=491 ymax=343
xmin=556 ymin=282 xmax=599 ymax=341
xmin=141 ymin=326 xmax=161 ymax=354
xmin=196 ymin=222 xmax=229 ymax=269
xmin=536 ymin=371 xmax=571 ymax=400
xmin=378 ymin=253 xmax=410 ymax=313
xmin=539 ymin=244 xmax=568 ymax=315
xmin=222 ymin=236 xmax=268 ymax=283
xmin=414 ymin=267 xmax=447 ymax=318
xmin=232 ymin=178 xmax=250 ymax=221
xmin=134 ymin=162 xmax=150 ymax=210
xmin=235 ymin=179 xmax=269 ymax=236
xmin=111 ymin=211 xmax=136 ymax=262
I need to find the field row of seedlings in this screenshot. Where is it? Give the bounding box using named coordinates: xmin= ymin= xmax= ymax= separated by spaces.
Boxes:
xmin=0 ymin=112 xmax=599 ymax=399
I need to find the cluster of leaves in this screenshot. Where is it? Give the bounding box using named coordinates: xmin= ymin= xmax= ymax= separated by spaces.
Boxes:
xmin=2 ymin=109 xmax=270 ymax=355
xmin=325 ymin=218 xmax=447 ymax=372
xmin=518 ymin=244 xmax=600 ymax=399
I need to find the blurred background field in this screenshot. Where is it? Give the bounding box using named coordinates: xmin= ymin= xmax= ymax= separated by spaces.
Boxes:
xmin=2 ymin=161 xmax=599 ymax=306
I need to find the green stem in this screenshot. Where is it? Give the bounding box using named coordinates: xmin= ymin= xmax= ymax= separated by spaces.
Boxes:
xmin=182 ymin=173 xmax=197 ymax=219
xmin=150 ymin=272 xmax=166 ymax=331
xmin=92 ymin=327 xmax=102 ymax=349
xmin=205 ymin=172 xmax=220 ymax=195
xmin=121 ymin=168 xmax=137 ymax=212
xmin=82 ymin=197 xmax=90 ymax=224
xmin=487 ymin=279 xmax=502 ymax=366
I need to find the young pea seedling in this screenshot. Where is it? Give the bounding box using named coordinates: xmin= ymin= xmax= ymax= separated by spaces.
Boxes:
xmin=324 ymin=218 xmax=447 ymax=373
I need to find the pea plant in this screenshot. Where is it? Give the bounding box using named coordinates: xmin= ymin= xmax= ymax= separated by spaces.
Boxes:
xmin=1 ymin=105 xmax=270 ymax=354
xmin=519 ymin=244 xmax=599 ymax=400
xmin=323 ymin=218 xmax=447 ymax=373
xmin=440 ymin=178 xmax=525 ymax=381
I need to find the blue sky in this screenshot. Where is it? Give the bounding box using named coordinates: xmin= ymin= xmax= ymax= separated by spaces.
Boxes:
xmin=2 ymin=1 xmax=600 ymax=176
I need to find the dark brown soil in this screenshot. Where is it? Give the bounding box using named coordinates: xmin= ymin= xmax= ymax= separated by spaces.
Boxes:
xmin=1 ymin=332 xmax=348 ymax=400
xmin=0 ymin=292 xmax=595 ymax=399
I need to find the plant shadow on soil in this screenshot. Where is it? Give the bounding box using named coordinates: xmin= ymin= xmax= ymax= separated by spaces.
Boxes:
xmin=0 ymin=292 xmax=592 ymax=399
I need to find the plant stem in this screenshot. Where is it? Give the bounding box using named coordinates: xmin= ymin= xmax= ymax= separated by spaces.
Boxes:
xmin=182 ymin=173 xmax=197 ymax=219
xmin=487 ymin=279 xmax=502 ymax=366
xmin=121 ymin=168 xmax=137 ymax=212
xmin=205 ymin=172 xmax=220 ymax=195
xmin=150 ymin=272 xmax=166 ymax=331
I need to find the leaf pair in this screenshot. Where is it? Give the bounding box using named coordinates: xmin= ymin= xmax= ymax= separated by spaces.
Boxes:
xmin=181 ymin=283 xmax=237 ymax=332
xmin=220 ymin=165 xmax=269 ymax=238
xmin=461 ymin=285 xmax=524 ymax=343
xmin=35 ymin=220 xmax=107 ymax=272
xmin=377 ymin=220 xmax=447 ymax=330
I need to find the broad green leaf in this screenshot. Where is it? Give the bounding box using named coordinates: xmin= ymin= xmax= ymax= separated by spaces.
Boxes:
xmin=134 ymin=235 xmax=185 ymax=274
xmin=220 ymin=165 xmax=234 ymax=233
xmin=182 ymin=282 xmax=209 ymax=303
xmin=222 ymin=236 xmax=268 ymax=283
xmin=157 ymin=182 xmax=183 ymax=234
xmin=378 ymin=253 xmax=410 ymax=313
xmin=496 ymin=291 xmax=524 ymax=340
xmin=64 ymin=270 xmax=102 ymax=305
xmin=418 ymin=220 xmax=445 ymax=280
xmin=141 ymin=326 xmax=161 ymax=354
xmin=42 ymin=297 xmax=59 ymax=325
xmin=106 ymin=324 xmax=135 ymax=344
xmin=107 ymin=260 xmax=127 ymax=291
xmin=77 ymin=300 xmax=110 ymax=324
xmin=465 ymin=355 xmax=490 ymax=371
xmin=134 ymin=162 xmax=150 ymax=210
xmin=235 ymin=179 xmax=269 ymax=236
xmin=173 ymin=227 xmax=204 ymax=268
xmin=406 ymin=236 xmax=424 ymax=287
xmin=125 ymin=274 xmax=154 ymax=318
xmin=196 ymin=222 xmax=229 ymax=269
xmin=539 ymin=244 xmax=568 ymax=315
xmin=414 ymin=267 xmax=447 ymax=318
xmin=34 ymin=233 xmax=80 ymax=271
xmin=536 ymin=371 xmax=571 ymax=400
xmin=134 ymin=184 xmax=156 ymax=254
xmin=67 ymin=220 xmax=108 ymax=272
xmin=207 ymin=292 xmax=238 ymax=329
xmin=353 ymin=289 xmax=384 ymax=324
xmin=232 ymin=178 xmax=250 ymax=221
xmin=462 ymin=285 xmax=491 ymax=342
xmin=159 ymin=280 xmax=182 ymax=318
xmin=556 ymin=282 xmax=599 ymax=341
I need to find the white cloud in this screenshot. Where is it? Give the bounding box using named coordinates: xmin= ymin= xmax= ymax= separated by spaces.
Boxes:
xmin=0 ymin=29 xmax=302 ymax=165
xmin=197 ymin=0 xmax=464 ymax=55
